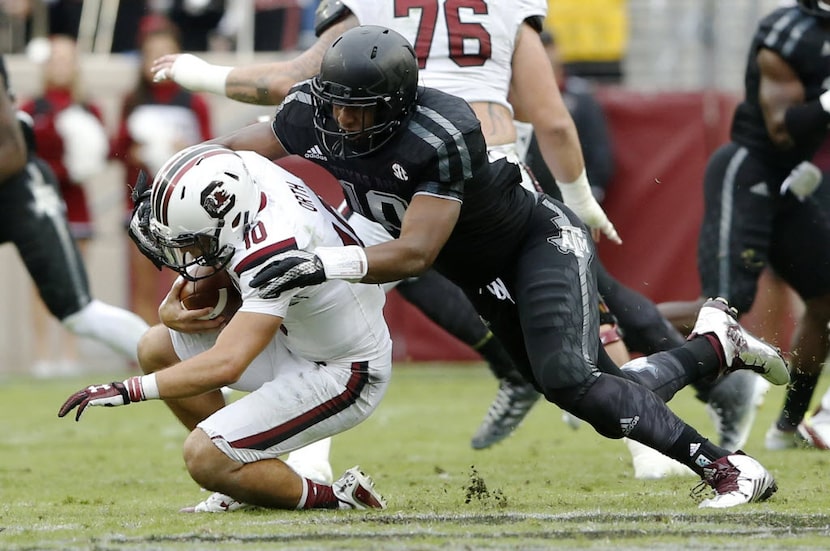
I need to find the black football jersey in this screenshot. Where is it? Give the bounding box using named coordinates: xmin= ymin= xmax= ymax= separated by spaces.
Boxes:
xmin=731 ymin=6 xmax=830 ymax=170
xmin=273 ymin=83 xmax=536 ymax=287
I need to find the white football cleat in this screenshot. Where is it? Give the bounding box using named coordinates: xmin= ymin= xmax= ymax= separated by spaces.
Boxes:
xmin=764 ymin=423 xmax=808 ymax=450
xmin=180 ymin=491 xmax=249 ymax=513
xmin=798 ymin=407 xmax=830 ymax=450
xmin=332 ymin=466 xmax=386 ymax=510
xmin=625 ymin=438 xmax=695 ymax=479
xmin=690 ymin=297 xmax=789 ymax=386
xmin=695 ymin=452 xmax=777 ymax=508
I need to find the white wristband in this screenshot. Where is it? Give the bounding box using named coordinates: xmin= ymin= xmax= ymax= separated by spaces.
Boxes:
xmin=315 ymin=246 xmax=368 ymax=282
xmin=821 ymin=90 xmax=830 ymax=114
xmin=124 ymin=374 xmax=160 ymax=401
xmin=557 ymin=168 xmax=593 ymax=207
xmin=170 ymin=54 xmax=233 ymax=96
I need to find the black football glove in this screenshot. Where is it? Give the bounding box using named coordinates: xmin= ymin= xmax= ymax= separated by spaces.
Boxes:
xmin=250 ymin=250 xmax=326 ymax=298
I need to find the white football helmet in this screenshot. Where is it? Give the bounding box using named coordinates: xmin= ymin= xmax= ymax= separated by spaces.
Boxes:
xmin=149 ymin=144 xmax=261 ymax=280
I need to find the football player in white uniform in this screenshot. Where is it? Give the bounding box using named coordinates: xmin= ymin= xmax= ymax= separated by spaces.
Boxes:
xmin=59 ymin=144 xmax=391 ymax=513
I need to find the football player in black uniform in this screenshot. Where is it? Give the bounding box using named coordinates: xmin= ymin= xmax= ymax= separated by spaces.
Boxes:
xmin=0 ymin=56 xmax=149 ymax=368
xmin=203 ymin=26 xmax=790 ymax=507
xmin=662 ymin=1 xmax=830 ymax=451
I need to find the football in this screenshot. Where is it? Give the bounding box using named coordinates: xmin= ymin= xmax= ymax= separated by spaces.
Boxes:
xmin=179 ymin=267 xmax=243 ymax=321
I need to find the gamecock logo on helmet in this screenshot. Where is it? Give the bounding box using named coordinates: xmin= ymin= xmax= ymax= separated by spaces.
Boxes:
xmin=201 ymin=180 xmax=236 ymax=219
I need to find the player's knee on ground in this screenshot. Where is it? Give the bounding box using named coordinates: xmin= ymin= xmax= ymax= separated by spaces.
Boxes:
xmin=136 ymin=324 xmax=179 ymax=374
xmin=183 ymin=428 xmax=235 ymax=490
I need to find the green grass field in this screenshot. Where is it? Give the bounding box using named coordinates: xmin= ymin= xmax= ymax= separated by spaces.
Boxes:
xmin=2 ymin=363 xmax=829 ymax=550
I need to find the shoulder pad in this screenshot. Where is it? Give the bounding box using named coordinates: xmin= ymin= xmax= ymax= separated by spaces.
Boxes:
xmin=524 ymin=16 xmax=544 ymax=33
xmin=315 ymin=0 xmax=351 ymax=37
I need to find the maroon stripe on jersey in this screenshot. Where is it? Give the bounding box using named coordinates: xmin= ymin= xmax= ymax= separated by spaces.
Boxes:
xmin=318 ymin=200 xmax=363 ymax=246
xmin=333 ymin=224 xmax=360 ymax=247
xmin=156 ymin=145 xmax=228 ymax=226
xmin=233 ymin=237 xmax=298 ymax=277
xmin=228 ymin=362 xmax=370 ymax=451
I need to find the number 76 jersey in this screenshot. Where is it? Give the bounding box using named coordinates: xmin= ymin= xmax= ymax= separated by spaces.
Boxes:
xmin=340 ymin=0 xmax=547 ymax=112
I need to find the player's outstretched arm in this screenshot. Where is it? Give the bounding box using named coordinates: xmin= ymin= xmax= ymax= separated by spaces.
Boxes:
xmin=151 ymin=15 xmax=359 ymax=105
xmin=58 ymin=377 xmax=157 ymax=421
xmin=509 ymin=24 xmax=621 ymax=244
xmin=251 ymin=195 xmax=459 ymax=298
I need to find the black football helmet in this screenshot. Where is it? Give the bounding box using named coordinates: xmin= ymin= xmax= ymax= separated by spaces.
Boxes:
xmin=797 ymin=0 xmax=830 ymax=18
xmin=311 ymin=25 xmax=418 ymax=159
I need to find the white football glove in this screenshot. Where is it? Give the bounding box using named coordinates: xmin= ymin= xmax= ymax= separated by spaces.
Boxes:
xmin=780 ymin=161 xmax=822 ymax=201
xmin=154 ymin=53 xmax=232 ymax=96
xmin=558 ymin=169 xmax=622 ymax=244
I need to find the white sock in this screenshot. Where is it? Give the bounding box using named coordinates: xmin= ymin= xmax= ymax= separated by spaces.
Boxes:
xmin=285 ymin=437 xmax=333 ymax=484
xmin=62 ymin=299 xmax=149 ymax=361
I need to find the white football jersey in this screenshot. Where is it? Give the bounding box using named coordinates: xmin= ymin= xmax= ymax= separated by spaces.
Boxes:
xmin=342 ymin=0 xmax=547 ymax=111
xmin=228 ymin=152 xmax=389 ymax=364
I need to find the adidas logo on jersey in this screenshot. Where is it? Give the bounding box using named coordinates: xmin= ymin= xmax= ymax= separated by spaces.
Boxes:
xmin=304 ymin=145 xmax=328 ymax=161
xmin=619 ymin=415 xmax=640 ymax=436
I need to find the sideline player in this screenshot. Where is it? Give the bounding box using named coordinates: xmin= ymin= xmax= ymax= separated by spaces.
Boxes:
xmin=0 ymin=56 xmax=149 ymax=368
xmin=59 ymin=144 xmax=390 ymax=512
xmin=660 ymin=0 xmax=830 ymax=452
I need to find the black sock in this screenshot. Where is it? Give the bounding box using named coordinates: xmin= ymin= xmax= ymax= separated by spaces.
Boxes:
xmin=777 ymin=371 xmax=821 ymax=429
xmin=666 ymin=425 xmax=730 ymax=477
xmin=476 ymin=332 xmax=522 ymax=383
xmin=674 ymin=336 xmax=722 ymax=382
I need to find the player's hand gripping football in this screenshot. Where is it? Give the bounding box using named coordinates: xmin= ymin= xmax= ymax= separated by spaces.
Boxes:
xmin=250 ymin=250 xmax=326 ymax=299
xmin=58 ymin=377 xmax=149 ymax=421
xmin=158 ymin=277 xmax=226 ymax=334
